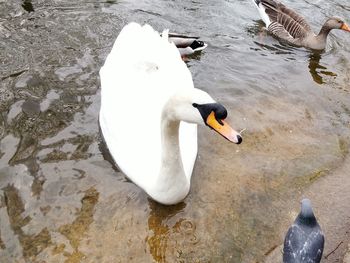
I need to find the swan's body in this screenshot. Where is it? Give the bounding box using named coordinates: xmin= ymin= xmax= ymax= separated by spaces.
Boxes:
xmin=99 ymin=23 xmax=241 ymax=205
xmin=251 ymin=0 xmax=350 ymax=50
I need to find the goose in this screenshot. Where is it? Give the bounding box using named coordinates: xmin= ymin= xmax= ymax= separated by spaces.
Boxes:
xmin=99 ymin=23 xmax=242 ymax=205
xmin=283 ymin=199 xmax=324 ymax=263
xmin=252 ymin=0 xmax=350 ymax=50
xmin=168 ymin=33 xmax=208 ymax=56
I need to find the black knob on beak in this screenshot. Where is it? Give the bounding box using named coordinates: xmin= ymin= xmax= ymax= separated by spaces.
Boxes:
xmin=236 ymin=135 xmax=242 ymax=144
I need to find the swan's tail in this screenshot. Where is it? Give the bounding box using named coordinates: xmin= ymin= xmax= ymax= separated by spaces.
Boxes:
xmin=103 ymin=22 xmax=181 ymax=72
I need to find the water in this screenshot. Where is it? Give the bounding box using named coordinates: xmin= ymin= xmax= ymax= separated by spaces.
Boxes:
xmin=1 ymin=0 xmax=350 ymax=262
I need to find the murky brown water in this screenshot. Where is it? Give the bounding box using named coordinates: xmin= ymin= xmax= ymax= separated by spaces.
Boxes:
xmin=1 ymin=0 xmax=350 ymax=262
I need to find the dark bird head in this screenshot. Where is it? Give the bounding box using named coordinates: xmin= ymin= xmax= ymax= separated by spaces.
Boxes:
xmin=300 ymin=199 xmax=314 ymax=218
xmin=189 ymin=40 xmax=206 ymax=51
xmin=296 ymin=198 xmax=318 ymax=226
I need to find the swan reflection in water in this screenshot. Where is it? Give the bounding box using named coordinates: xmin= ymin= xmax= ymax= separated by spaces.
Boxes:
xmin=146 ymin=200 xmax=198 ymax=263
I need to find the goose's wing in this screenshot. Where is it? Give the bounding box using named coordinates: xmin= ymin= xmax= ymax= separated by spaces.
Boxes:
xmin=257 ymin=0 xmax=313 ymax=39
xmin=267 ymin=22 xmax=298 ymax=44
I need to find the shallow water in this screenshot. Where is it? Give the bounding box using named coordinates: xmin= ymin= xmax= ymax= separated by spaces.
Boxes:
xmin=1 ymin=0 xmax=350 ymax=262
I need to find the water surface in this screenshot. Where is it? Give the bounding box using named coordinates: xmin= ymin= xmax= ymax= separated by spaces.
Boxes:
xmin=1 ymin=0 xmax=350 ymax=262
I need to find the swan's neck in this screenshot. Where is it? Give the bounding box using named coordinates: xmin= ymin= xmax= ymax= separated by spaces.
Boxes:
xmin=148 ymin=102 xmax=190 ymax=205
xmin=160 ymin=117 xmax=183 ymax=178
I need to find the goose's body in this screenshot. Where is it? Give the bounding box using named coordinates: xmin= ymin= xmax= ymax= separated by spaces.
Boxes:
xmin=99 ymin=23 xmax=241 ymax=205
xmin=252 ymin=0 xmax=350 ymax=50
xmin=283 ymin=199 xmax=324 ymax=263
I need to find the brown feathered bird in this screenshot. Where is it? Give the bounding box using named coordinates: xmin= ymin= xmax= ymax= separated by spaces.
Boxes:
xmin=252 ymin=0 xmax=350 ymax=50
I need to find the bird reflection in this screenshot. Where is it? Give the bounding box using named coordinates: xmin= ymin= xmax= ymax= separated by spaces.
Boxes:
xmin=146 ymin=199 xmax=198 ymax=263
xmin=308 ymin=51 xmax=337 ymax=84
xmin=146 ymin=200 xmax=186 ymax=262
xmin=248 ymin=21 xmax=338 ymax=85
xmin=22 ymin=0 xmax=34 ymax=13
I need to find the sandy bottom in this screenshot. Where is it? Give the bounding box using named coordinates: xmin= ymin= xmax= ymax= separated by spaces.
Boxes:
xmin=265 ymin=153 xmax=350 ymax=262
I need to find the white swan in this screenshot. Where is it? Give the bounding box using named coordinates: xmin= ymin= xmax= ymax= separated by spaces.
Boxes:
xmin=99 ymin=23 xmax=242 ymax=205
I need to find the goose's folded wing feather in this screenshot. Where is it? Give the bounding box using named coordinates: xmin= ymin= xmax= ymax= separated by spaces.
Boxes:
xmin=260 ymin=0 xmax=313 ymax=39
xmin=268 ymin=22 xmax=298 ymax=43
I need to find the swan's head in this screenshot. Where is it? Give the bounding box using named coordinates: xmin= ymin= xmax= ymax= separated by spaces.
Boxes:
xmin=325 ymin=17 xmax=350 ymax=31
xmin=169 ymin=89 xmax=242 ymax=144
xmin=193 ymin=103 xmax=242 ymax=144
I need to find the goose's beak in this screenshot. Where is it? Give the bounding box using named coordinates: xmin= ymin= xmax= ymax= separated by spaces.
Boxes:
xmin=206 ymin=111 xmax=242 ymax=144
xmin=341 ymin=23 xmax=350 ymax=32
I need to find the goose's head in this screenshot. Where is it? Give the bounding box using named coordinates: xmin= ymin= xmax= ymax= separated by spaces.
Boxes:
xmin=325 ymin=17 xmax=350 ymax=31
xmin=168 ymin=88 xmax=242 ymax=144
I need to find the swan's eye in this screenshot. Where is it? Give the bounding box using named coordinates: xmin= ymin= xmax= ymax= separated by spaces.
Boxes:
xmin=193 ymin=103 xmax=228 ymax=125
xmin=214 ymin=106 xmax=227 ymax=120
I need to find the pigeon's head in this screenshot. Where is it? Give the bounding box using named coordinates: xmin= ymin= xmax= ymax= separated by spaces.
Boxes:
xmin=300 ymin=198 xmax=315 ymax=219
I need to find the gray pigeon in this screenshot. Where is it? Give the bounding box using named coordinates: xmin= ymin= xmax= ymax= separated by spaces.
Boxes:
xmin=283 ymin=199 xmax=324 ymax=263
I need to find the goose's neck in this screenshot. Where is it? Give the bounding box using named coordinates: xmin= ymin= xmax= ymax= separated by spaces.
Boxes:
xmin=315 ymin=24 xmax=331 ymax=47
xmin=150 ymin=105 xmax=190 ymax=205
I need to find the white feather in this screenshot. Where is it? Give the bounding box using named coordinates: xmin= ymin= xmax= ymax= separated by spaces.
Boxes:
xmin=99 ymin=23 xmax=201 ymax=204
xmin=252 ymin=0 xmax=272 ymax=27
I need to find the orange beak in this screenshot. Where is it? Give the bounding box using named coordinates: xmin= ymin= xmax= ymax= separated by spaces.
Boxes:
xmin=206 ymin=111 xmax=242 ymax=144
xmin=341 ymin=23 xmax=350 ymax=32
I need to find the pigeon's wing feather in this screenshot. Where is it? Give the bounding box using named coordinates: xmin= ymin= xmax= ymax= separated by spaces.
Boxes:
xmin=303 ymin=231 xmax=324 ymax=262
xmin=283 ymin=224 xmax=304 ymax=261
